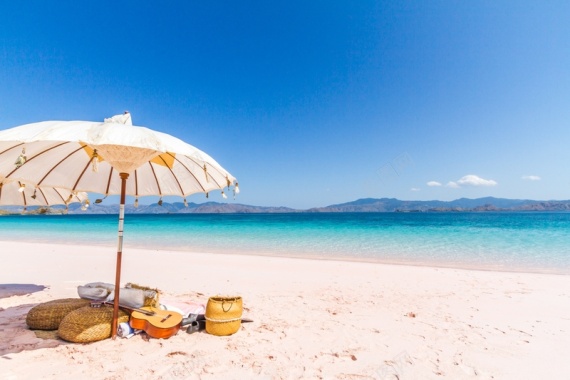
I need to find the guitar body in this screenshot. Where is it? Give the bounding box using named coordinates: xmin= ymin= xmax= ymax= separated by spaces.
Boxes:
xmin=129 ymin=307 xmax=183 ymax=339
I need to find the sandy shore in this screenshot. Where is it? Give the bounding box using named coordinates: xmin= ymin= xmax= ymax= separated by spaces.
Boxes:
xmin=1 ymin=241 xmax=569 ymax=379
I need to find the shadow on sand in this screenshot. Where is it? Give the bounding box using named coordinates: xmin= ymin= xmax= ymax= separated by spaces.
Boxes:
xmin=0 ymin=284 xmax=47 ymax=299
xmin=0 ymin=302 xmax=68 ymax=357
xmin=0 ymin=286 xmax=69 ymax=356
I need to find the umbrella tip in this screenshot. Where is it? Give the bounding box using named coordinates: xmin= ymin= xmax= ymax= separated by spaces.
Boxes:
xmin=104 ymin=112 xmax=132 ymax=125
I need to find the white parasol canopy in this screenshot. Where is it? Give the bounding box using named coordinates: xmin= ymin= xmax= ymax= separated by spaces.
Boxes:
xmin=0 ymin=119 xmax=237 ymax=201
xmin=0 ymin=114 xmax=238 ymax=338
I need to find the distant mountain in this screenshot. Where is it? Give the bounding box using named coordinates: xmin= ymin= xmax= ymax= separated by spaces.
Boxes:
xmin=1 ymin=197 xmax=570 ymax=215
xmin=306 ymin=197 xmax=570 ymax=212
xmin=67 ymin=201 xmax=298 ymax=214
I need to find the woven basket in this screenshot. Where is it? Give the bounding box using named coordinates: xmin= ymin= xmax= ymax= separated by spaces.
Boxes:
xmin=26 ymin=298 xmax=91 ymax=330
xmin=205 ymin=296 xmax=243 ymax=336
xmin=58 ymin=305 xmax=129 ymax=343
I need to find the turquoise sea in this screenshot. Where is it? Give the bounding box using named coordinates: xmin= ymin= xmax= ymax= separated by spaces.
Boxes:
xmin=0 ymin=212 xmax=569 ymax=274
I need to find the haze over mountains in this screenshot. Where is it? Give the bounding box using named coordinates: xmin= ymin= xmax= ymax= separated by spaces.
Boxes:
xmin=2 ymin=197 xmax=569 ymax=215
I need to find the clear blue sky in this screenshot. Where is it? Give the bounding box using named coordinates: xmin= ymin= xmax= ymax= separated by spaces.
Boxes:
xmin=1 ymin=1 xmax=568 ymax=209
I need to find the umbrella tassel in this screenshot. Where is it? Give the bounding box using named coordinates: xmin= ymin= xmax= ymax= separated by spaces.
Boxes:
xmin=233 ymin=182 xmax=240 ymax=199
xmin=14 ymin=148 xmax=26 ymax=168
xmin=91 ymin=149 xmax=99 ymax=172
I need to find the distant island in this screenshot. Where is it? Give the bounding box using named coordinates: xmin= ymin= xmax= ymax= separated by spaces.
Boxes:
xmin=2 ymin=197 xmax=570 ymax=215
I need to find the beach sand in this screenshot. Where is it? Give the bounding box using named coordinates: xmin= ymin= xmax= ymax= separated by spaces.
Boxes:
xmin=1 ymin=241 xmax=569 ymax=379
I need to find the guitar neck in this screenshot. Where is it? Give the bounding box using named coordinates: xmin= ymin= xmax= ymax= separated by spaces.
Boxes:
xmin=90 ymin=300 xmax=156 ymax=316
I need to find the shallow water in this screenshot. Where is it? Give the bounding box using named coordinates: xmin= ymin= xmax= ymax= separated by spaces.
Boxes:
xmin=1 ymin=212 xmax=569 ymax=274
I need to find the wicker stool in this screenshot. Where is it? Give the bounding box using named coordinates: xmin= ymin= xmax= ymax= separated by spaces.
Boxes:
xmin=26 ymin=298 xmax=91 ymax=330
xmin=58 ymin=305 xmax=129 ymax=343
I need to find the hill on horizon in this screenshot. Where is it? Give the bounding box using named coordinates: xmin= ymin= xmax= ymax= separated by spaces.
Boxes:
xmin=2 ymin=196 xmax=570 ymax=215
xmin=305 ymin=196 xmax=570 ymax=212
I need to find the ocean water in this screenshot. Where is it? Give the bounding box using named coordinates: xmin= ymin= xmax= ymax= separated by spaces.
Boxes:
xmin=0 ymin=212 xmax=569 ymax=274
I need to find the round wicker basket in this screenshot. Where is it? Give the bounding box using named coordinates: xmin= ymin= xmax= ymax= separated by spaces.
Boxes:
xmin=26 ymin=298 xmax=91 ymax=330
xmin=58 ymin=305 xmax=129 ymax=343
xmin=205 ymin=296 xmax=243 ymax=336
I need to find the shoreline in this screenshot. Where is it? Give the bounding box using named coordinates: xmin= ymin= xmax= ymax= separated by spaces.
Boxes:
xmin=1 ymin=211 xmax=569 ymax=278
xmin=2 ymin=241 xmax=570 ymax=378
xmin=2 ymin=238 xmax=568 ymax=277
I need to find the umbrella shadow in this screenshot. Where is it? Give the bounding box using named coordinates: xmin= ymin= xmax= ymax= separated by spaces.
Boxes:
xmin=0 ymin=302 xmax=68 ymax=356
xmin=0 ymin=284 xmax=47 ymax=299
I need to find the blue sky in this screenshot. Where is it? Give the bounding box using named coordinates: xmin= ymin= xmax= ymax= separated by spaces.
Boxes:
xmin=1 ymin=1 xmax=569 ymax=209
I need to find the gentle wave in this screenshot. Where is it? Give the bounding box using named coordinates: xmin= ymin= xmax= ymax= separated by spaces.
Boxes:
xmin=1 ymin=212 xmax=569 ymax=274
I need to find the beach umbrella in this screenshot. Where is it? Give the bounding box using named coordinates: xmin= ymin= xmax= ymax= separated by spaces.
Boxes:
xmin=0 ymin=179 xmax=89 ymax=212
xmin=0 ymin=113 xmax=239 ymax=338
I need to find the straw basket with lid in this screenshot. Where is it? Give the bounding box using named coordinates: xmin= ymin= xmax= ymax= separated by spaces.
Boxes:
xmin=205 ymin=296 xmax=243 ymax=336
xmin=58 ymin=305 xmax=129 ymax=343
xmin=26 ymin=298 xmax=91 ymax=330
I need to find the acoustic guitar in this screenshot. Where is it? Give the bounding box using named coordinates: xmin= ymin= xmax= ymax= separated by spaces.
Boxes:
xmin=90 ymin=301 xmax=184 ymax=339
xmin=129 ymin=306 xmax=184 ymax=339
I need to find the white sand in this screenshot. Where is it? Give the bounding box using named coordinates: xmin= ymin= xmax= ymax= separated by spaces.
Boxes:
xmin=1 ymin=241 xmax=570 ymax=379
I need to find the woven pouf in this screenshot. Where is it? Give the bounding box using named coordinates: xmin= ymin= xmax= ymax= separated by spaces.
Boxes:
xmin=205 ymin=296 xmax=243 ymax=336
xmin=58 ymin=306 xmax=129 ymax=343
xmin=26 ymin=298 xmax=91 ymax=330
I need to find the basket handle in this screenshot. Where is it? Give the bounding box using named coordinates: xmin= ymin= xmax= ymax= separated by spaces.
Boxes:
xmin=222 ymin=300 xmax=234 ymax=312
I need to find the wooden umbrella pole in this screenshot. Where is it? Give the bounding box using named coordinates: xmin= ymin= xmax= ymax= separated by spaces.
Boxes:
xmin=111 ymin=172 xmax=129 ymax=340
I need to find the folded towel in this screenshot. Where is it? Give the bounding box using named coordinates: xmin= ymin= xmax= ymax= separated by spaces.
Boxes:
xmin=117 ymin=322 xmax=142 ymax=339
xmin=160 ymin=301 xmax=206 ymax=318
xmin=77 ymin=285 xmax=111 ymax=301
xmin=77 ymin=282 xmax=158 ymax=309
